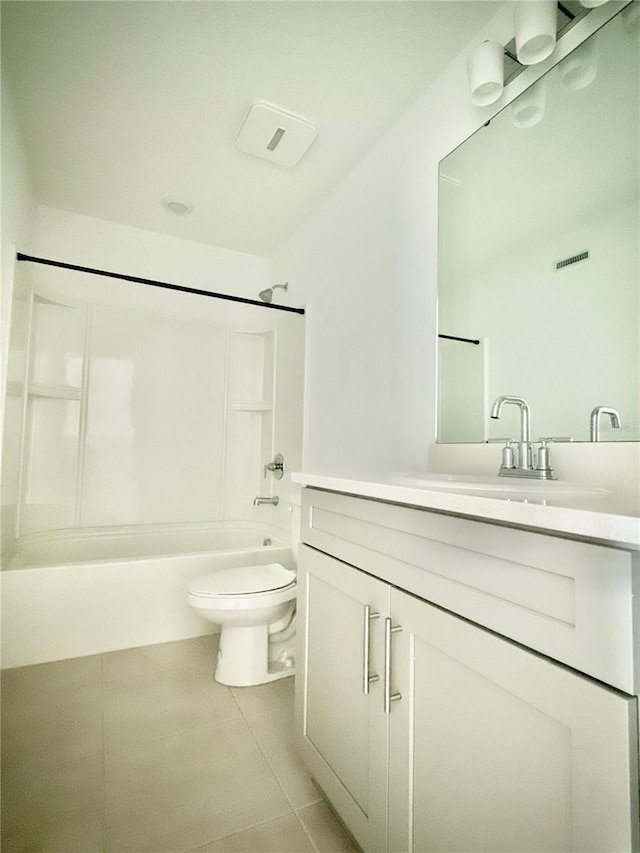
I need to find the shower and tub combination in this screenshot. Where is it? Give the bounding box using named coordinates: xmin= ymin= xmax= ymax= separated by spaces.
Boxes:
xmin=1 ymin=256 xmax=305 ymax=678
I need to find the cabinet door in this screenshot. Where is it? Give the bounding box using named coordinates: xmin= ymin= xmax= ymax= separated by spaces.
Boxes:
xmin=388 ymin=589 xmax=639 ymax=853
xmin=296 ymin=544 xmax=389 ymax=852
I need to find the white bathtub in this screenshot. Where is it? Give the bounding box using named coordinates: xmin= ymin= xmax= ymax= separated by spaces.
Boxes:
xmin=1 ymin=523 xmax=295 ymax=669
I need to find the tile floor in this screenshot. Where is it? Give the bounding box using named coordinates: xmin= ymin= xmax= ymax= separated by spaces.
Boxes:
xmin=1 ymin=635 xmax=361 ymax=853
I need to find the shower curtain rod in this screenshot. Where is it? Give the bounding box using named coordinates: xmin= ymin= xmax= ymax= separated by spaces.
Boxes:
xmin=439 ymin=333 xmax=480 ymax=345
xmin=16 ymin=253 xmax=306 ymax=315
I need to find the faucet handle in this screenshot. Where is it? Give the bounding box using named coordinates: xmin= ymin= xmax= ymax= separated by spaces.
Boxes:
xmin=533 ymin=437 xmax=572 ymax=479
xmin=486 ymin=437 xmax=517 ymax=469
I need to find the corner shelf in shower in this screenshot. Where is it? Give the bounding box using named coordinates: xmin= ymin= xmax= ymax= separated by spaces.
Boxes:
xmin=27 ymin=383 xmax=82 ymax=401
xmin=228 ymin=400 xmax=272 ymax=412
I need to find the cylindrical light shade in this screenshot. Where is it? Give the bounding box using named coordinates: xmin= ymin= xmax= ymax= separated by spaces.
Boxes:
xmin=579 ymin=0 xmax=608 ymax=7
xmin=515 ymin=1 xmax=557 ymax=65
xmin=467 ymin=40 xmax=504 ymax=106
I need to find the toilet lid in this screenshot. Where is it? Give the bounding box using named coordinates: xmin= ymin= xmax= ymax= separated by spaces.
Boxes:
xmin=187 ymin=563 xmax=296 ymax=596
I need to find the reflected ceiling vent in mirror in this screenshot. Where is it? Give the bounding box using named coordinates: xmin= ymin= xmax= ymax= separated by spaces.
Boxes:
xmin=236 ymin=101 xmax=317 ymax=168
xmin=555 ymin=250 xmax=589 ymax=270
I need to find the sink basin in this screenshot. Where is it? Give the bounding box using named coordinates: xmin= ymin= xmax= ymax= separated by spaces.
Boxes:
xmin=390 ymin=473 xmax=607 ymax=498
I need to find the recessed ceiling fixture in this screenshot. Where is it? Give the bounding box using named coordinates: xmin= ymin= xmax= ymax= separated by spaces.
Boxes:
xmin=162 ymin=198 xmax=194 ymax=215
xmin=236 ymin=101 xmax=317 ymax=168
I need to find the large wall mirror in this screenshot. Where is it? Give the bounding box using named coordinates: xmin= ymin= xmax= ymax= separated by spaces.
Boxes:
xmin=438 ymin=4 xmax=639 ymax=444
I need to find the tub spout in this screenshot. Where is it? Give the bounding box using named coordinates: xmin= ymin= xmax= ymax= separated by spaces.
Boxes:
xmin=253 ymin=496 xmax=279 ymax=506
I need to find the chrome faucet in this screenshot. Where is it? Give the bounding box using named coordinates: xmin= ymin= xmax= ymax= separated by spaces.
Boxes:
xmin=253 ymin=496 xmax=279 ymax=507
xmin=490 ymin=395 xmax=533 ymax=475
xmin=489 ymin=395 xmax=573 ymax=479
xmin=590 ymin=406 xmax=621 ymax=442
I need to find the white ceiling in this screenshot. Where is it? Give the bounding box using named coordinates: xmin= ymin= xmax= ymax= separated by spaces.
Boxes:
xmin=2 ymin=1 xmax=498 ymax=256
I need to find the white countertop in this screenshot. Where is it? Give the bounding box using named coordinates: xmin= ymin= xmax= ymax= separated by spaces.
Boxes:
xmin=292 ymin=471 xmax=640 ymax=548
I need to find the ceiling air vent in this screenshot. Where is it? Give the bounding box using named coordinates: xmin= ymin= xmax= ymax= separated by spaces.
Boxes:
xmin=556 ymin=250 xmax=589 ymax=271
xmin=236 ymin=101 xmax=317 ymax=168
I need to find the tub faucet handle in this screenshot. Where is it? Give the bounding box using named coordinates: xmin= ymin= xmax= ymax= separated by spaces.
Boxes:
xmin=264 ymin=453 xmax=285 ymax=480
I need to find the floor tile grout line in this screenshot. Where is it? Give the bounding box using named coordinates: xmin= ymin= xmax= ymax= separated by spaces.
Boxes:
xmin=234 ymin=695 xmax=295 ymax=805
xmin=174 ymin=808 xmax=299 ymax=853
xmin=234 ymin=683 xmax=323 ymax=823
xmin=230 ymin=685 xmax=325 ymax=853
xmin=293 ymin=807 xmax=324 ymax=853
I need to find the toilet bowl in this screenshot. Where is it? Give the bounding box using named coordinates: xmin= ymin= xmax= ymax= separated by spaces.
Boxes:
xmin=187 ymin=563 xmax=297 ymax=687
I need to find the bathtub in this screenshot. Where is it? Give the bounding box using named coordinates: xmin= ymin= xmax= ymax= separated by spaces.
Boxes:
xmin=1 ymin=522 xmax=295 ymax=669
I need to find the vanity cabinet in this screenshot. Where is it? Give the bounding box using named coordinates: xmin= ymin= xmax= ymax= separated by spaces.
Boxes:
xmin=295 ymin=488 xmax=640 ymax=853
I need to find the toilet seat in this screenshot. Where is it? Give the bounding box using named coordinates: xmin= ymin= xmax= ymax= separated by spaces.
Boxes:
xmin=187 ymin=563 xmax=296 ymax=598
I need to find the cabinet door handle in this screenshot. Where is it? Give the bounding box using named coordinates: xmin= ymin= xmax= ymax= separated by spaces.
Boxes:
xmin=384 ymin=617 xmax=402 ymax=714
xmin=362 ymin=605 xmax=380 ymax=694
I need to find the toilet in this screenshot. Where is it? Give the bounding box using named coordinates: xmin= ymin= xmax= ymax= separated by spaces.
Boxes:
xmin=187 ymin=563 xmax=297 ymax=687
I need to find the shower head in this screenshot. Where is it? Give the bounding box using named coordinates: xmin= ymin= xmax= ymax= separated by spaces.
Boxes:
xmin=258 ymin=282 xmax=288 ymax=303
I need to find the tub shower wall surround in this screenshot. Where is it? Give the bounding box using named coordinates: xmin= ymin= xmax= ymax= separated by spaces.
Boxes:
xmin=294 ymin=478 xmax=640 ymax=853
xmin=1 ymin=258 xmax=299 ymax=546
xmin=1 ymin=522 xmax=294 ymax=669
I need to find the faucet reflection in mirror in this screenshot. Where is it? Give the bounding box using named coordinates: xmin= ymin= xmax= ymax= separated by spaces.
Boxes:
xmin=590 ymin=406 xmax=621 ymax=441
xmin=439 ymin=4 xmax=639 ymax=444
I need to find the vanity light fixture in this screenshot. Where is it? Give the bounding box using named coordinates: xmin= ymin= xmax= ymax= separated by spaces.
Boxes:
xmin=515 ymin=1 xmax=558 ymax=65
xmin=467 ymin=40 xmax=505 ymax=106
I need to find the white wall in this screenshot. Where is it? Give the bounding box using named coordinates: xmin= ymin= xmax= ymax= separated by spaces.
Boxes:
xmin=33 ymin=205 xmax=269 ymax=298
xmin=273 ymin=2 xmax=631 ymax=479
xmin=1 ymin=72 xmax=36 ymax=372
xmin=271 ymin=1 xmax=507 ymax=478
xmin=1 ymin=70 xmax=36 ymax=557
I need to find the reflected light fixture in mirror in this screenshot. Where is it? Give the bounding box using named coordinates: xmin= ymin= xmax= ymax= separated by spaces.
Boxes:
xmin=621 ymin=1 xmax=640 ymax=41
xmin=515 ymin=1 xmax=558 ymax=65
xmin=560 ymin=37 xmax=598 ymax=91
xmin=467 ymin=40 xmax=505 ymax=106
xmin=511 ymin=77 xmax=547 ymax=128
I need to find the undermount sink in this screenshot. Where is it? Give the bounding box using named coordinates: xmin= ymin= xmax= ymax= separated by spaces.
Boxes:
xmin=390 ymin=473 xmax=607 ymax=498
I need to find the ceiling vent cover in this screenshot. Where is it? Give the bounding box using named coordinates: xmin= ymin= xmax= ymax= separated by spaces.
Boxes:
xmin=236 ymin=101 xmax=317 ymax=168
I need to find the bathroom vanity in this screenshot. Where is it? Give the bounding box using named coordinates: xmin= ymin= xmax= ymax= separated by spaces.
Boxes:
xmin=293 ymin=474 xmax=640 ymax=853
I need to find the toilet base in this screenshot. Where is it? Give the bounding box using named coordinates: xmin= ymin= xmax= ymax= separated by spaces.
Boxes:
xmin=214 ymin=623 xmax=295 ymax=687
